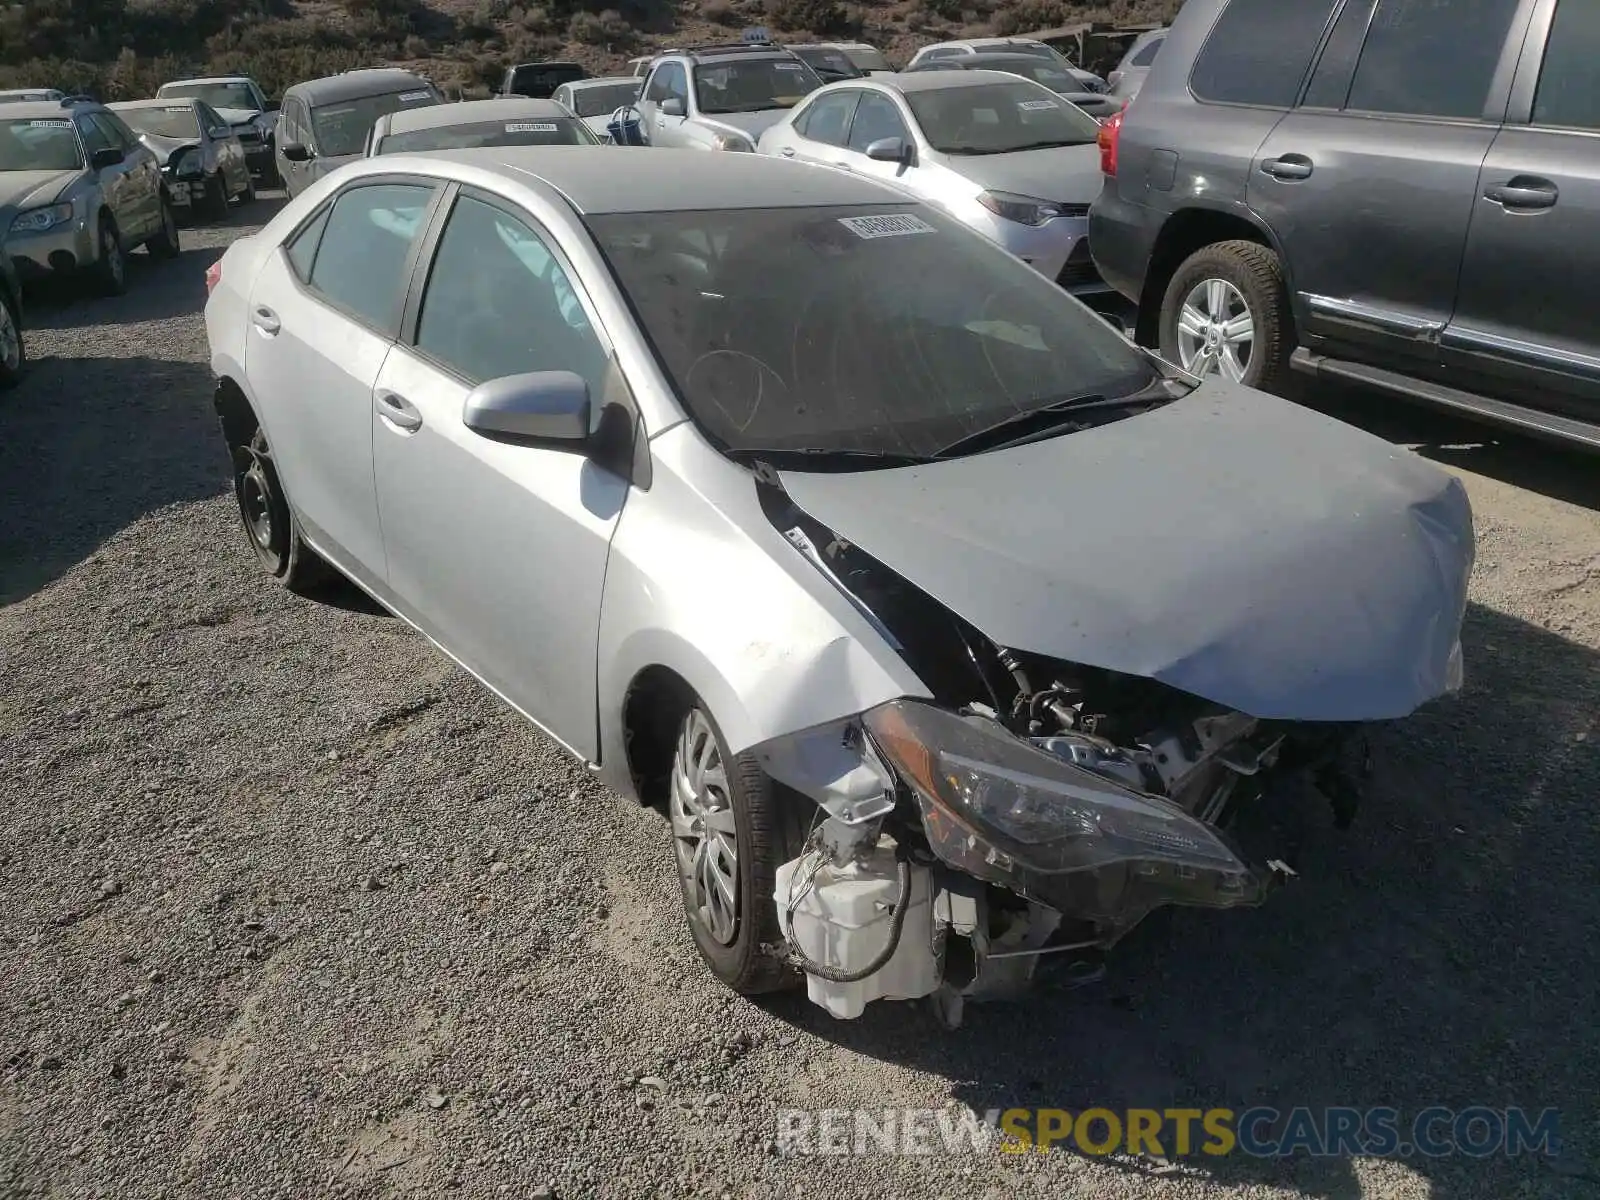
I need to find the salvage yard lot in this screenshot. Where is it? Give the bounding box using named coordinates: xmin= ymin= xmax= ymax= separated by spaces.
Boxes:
xmin=1 ymin=198 xmax=1597 ymax=1200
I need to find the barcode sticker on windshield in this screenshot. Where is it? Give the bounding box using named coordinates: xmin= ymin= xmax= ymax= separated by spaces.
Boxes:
xmin=775 ymin=62 xmax=804 ymax=70
xmin=29 ymin=119 xmax=70 ymax=128
xmin=507 ymin=122 xmax=559 ymax=132
xmin=1018 ymin=99 xmax=1059 ymax=110
xmin=838 ymin=213 xmax=936 ymax=239
xmin=399 ymin=90 xmax=432 ymax=102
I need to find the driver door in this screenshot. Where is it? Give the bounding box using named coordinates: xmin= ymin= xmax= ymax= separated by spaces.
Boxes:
xmin=839 ymin=91 xmax=917 ymax=188
xmin=371 ymin=188 xmax=629 ymax=761
xmin=639 ymin=62 xmax=688 ymax=147
xmin=77 ymin=115 xmax=145 ymax=240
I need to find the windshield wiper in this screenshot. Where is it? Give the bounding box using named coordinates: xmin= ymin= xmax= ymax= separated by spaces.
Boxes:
xmin=732 ymin=446 xmax=942 ymax=471
xmin=933 ymin=382 xmax=1177 ymax=459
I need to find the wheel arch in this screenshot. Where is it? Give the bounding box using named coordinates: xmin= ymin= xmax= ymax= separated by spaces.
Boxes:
xmin=213 ymin=374 xmax=260 ymax=451
xmin=1137 ymin=205 xmax=1287 ymax=347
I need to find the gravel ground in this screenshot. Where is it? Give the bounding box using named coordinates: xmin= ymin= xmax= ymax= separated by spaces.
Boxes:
xmin=1 ymin=196 xmax=1597 ymax=1200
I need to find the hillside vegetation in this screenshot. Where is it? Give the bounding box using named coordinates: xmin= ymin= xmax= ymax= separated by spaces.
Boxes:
xmin=0 ymin=0 xmax=1182 ymax=99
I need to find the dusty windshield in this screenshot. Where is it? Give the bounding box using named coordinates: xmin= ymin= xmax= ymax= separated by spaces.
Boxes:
xmin=791 ymin=47 xmax=861 ymax=80
xmin=693 ymin=59 xmax=822 ymax=113
xmin=313 ymin=89 xmax=438 ymax=156
xmin=975 ymin=59 xmax=1081 ymax=92
xmin=586 ymin=204 xmax=1155 ymax=460
xmin=909 ymin=81 xmax=1102 ymax=154
xmin=567 ymin=82 xmax=639 ymax=117
xmin=841 ymin=46 xmax=892 ymax=72
xmin=0 ymin=118 xmax=83 ymax=172
xmin=159 ymin=81 xmax=257 ymax=111
xmin=377 ymin=116 xmax=599 ymax=154
xmin=118 ymin=106 xmax=202 ymax=140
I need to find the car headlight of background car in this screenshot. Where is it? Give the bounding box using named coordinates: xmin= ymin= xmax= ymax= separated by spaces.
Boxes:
xmin=977 ymin=190 xmax=1069 ymax=226
xmin=7 ymin=202 xmax=74 ymax=234
xmin=169 ymin=148 xmax=203 ymax=177
xmin=710 ymin=132 xmax=754 ymax=152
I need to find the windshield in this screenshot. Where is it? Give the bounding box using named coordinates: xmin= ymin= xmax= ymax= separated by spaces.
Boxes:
xmin=0 ymin=92 xmax=59 ymax=105
xmin=158 ymin=81 xmax=257 ymax=111
xmin=790 ymin=47 xmax=861 ymax=80
xmin=117 ymin=105 xmax=201 ymax=140
xmin=995 ymin=42 xmax=1062 ymax=62
xmin=974 ymin=59 xmax=1081 ymax=93
xmin=0 ymin=118 xmax=83 ymax=172
xmin=377 ymin=116 xmax=599 ymax=154
xmin=312 ymin=88 xmax=438 ymax=156
xmin=567 ymin=81 xmax=639 ymax=117
xmin=692 ymin=59 xmax=822 ymax=113
xmin=587 ymin=204 xmax=1154 ymax=459
xmin=841 ymin=46 xmax=892 ymax=72
xmin=908 ymin=82 xmax=1102 ymax=154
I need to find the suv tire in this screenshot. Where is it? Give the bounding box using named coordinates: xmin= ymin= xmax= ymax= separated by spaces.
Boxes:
xmin=1159 ymin=240 xmax=1295 ymax=392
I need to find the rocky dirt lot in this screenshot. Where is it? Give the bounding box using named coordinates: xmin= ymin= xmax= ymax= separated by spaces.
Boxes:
xmin=1 ymin=198 xmax=1597 ymax=1200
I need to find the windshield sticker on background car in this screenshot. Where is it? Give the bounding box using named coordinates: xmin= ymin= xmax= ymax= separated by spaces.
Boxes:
xmin=837 ymin=213 xmax=937 ymax=239
xmin=398 ymin=91 xmax=432 ymax=103
xmin=29 ymin=119 xmax=71 ymax=128
xmin=506 ymin=122 xmax=559 ymax=132
xmin=1018 ymin=99 xmax=1059 ymax=110
xmin=775 ymin=63 xmax=805 ymax=70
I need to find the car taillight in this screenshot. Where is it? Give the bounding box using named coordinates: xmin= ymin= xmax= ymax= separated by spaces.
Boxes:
xmin=1098 ymin=107 xmax=1124 ymax=176
xmin=205 ymin=258 xmax=222 ymax=296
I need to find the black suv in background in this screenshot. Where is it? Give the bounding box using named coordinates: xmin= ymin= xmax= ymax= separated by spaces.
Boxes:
xmin=1090 ymin=0 xmax=1600 ymax=450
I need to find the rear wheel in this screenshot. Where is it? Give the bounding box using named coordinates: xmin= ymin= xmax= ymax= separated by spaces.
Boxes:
xmin=232 ymin=426 xmax=334 ymax=594
xmin=147 ymin=197 xmax=181 ymax=260
xmin=0 ymin=291 xmax=25 ymax=390
xmin=201 ymin=174 xmax=229 ymax=221
xmin=1159 ymin=240 xmax=1295 ymax=392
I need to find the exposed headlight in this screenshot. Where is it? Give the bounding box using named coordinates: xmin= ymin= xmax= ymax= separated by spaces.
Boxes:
xmin=710 ymin=132 xmax=754 ymax=152
xmin=862 ymin=699 xmax=1247 ymax=874
xmin=976 ymin=190 xmax=1067 ymax=226
xmin=170 ymin=149 xmax=203 ymax=177
xmin=8 ymin=202 xmax=73 ymax=234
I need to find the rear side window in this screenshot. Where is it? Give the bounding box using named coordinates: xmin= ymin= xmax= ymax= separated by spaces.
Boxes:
xmin=1190 ymin=0 xmax=1341 ymax=108
xmin=306 ymin=182 xmax=434 ymax=332
xmin=1345 ymin=0 xmax=1523 ymax=120
xmin=285 ymin=206 xmax=331 ymax=282
xmin=1128 ymin=36 xmax=1163 ymax=68
xmin=1531 ymin=0 xmax=1600 ymax=131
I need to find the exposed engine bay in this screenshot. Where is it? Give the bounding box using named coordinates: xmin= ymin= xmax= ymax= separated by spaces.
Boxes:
xmin=752 ymin=482 xmax=1375 ymax=1025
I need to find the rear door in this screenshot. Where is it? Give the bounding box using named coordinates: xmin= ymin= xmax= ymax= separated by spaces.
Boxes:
xmin=1442 ymin=0 xmax=1600 ymax=421
xmin=771 ymin=88 xmax=861 ymax=165
xmin=1247 ymin=0 xmax=1532 ymax=371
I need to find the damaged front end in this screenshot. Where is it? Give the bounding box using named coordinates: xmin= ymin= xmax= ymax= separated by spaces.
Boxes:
xmin=750 ymin=482 xmax=1432 ymax=1025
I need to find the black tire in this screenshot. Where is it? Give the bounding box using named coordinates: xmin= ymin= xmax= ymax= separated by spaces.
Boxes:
xmin=669 ymin=704 xmax=802 ymax=995
xmin=147 ymin=197 xmax=181 ymax=260
xmin=91 ymin=217 xmax=127 ymax=296
xmin=238 ymin=170 xmax=256 ymax=204
xmin=201 ymin=174 xmax=229 ymax=221
xmin=1159 ymin=239 xmax=1295 ymax=393
xmin=0 ymin=290 xmax=25 ymax=390
xmin=231 ymin=426 xmax=335 ymax=595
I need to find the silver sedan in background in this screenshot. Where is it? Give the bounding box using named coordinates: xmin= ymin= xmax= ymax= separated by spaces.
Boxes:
xmin=363 ymin=97 xmax=605 ymax=156
xmin=203 ymin=147 xmax=1472 ymax=1024
xmin=758 ymin=71 xmax=1108 ymax=292
xmin=110 ymin=98 xmax=253 ymax=222
xmin=550 ymin=77 xmax=644 ymax=141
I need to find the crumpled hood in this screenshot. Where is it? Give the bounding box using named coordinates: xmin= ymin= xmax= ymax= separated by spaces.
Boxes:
xmin=699 ymin=110 xmax=794 ymax=143
xmin=948 ymin=142 xmax=1104 ymax=204
xmin=136 ymin=133 xmax=195 ymax=167
xmin=212 ymin=106 xmax=263 ymax=126
xmin=0 ymin=169 xmax=78 ymax=211
xmin=779 ymin=381 xmax=1475 ymax=722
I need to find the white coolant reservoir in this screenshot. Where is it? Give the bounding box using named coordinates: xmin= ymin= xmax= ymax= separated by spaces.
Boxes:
xmin=775 ymin=842 xmax=939 ymax=1019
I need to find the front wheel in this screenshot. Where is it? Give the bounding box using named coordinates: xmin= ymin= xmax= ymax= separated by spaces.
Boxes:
xmin=669 ymin=705 xmax=799 ymax=995
xmin=1159 ymin=239 xmax=1295 ymax=391
xmin=231 ymin=427 xmax=334 ymax=594
xmin=91 ymin=218 xmax=127 ymax=296
xmin=201 ymin=174 xmax=229 ymax=221
xmin=0 ymin=291 xmax=25 ymax=390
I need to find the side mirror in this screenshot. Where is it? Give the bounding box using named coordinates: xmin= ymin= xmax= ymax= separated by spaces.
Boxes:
xmin=280 ymin=141 xmax=312 ymax=162
xmin=660 ymin=96 xmax=686 ymax=118
xmin=865 ymin=136 xmax=912 ymax=166
xmin=463 ymin=371 xmax=591 ymax=448
xmin=209 ymin=127 xmax=231 ymax=140
xmin=90 ymin=146 xmax=124 ymax=169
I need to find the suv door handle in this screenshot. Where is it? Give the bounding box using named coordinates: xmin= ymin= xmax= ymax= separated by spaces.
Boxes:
xmin=1483 ymin=177 xmax=1558 ymax=210
xmin=250 ymin=306 xmax=279 ymax=336
xmin=375 ymin=391 xmax=422 ymax=432
xmin=1261 ymin=154 xmax=1313 ymax=181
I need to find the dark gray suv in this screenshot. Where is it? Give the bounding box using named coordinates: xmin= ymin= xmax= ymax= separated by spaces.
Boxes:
xmin=1089 ymin=0 xmax=1600 ymax=451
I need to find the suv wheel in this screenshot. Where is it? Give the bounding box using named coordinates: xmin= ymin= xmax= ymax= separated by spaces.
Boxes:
xmin=1159 ymin=240 xmax=1294 ymax=391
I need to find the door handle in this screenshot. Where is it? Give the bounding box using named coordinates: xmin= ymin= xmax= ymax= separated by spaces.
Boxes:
xmin=830 ymin=160 xmax=854 ymax=171
xmin=1261 ymin=154 xmax=1313 ymax=181
xmin=375 ymin=391 xmax=422 ymax=432
xmin=1483 ymin=177 xmax=1558 ymax=210
xmin=779 ymin=146 xmax=795 ymax=157
xmin=250 ymin=306 xmax=279 ymax=336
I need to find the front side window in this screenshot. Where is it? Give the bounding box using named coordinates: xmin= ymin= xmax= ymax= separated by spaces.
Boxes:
xmin=285 ymin=205 xmax=331 ymax=282
xmin=1531 ymin=0 xmax=1600 ymax=131
xmin=158 ymin=81 xmax=259 ymax=111
xmin=692 ymin=59 xmax=821 ymax=114
xmin=304 ymin=182 xmax=434 ymax=330
xmin=846 ymin=93 xmax=908 ymax=152
xmin=376 ymin=116 xmax=600 ymax=155
xmin=644 ymin=63 xmax=687 ymax=103
xmin=1190 ymin=0 xmax=1340 ymax=108
xmin=567 ymin=81 xmax=641 ymax=117
xmin=1345 ymin=0 xmax=1523 ymax=120
xmin=906 ymin=82 xmax=1102 ymax=154
xmin=75 ymin=116 xmax=116 ymax=157
xmin=0 ymin=118 xmax=83 ymax=171
xmin=415 ymin=194 xmax=607 ymax=390
xmin=117 ymin=105 xmax=201 ymax=141
xmin=796 ymin=90 xmax=860 ymax=145
xmin=586 ymin=204 xmax=1155 ymax=459
xmin=311 ymin=88 xmax=439 ymax=157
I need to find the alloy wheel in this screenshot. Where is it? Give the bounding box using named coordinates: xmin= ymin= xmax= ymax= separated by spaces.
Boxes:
xmin=1176 ymin=278 xmax=1254 ymax=381
xmin=670 ymin=709 xmax=739 ymax=946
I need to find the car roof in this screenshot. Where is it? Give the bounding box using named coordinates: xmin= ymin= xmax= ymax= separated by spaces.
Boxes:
xmin=377 ymin=145 xmax=917 ymax=214
xmin=287 ymin=69 xmax=432 ymax=105
xmin=858 ymin=69 xmax=1018 ymax=94
xmin=1 ymin=100 xmax=94 ymax=119
xmin=564 ymin=76 xmax=637 ymax=89
xmin=0 ymin=88 xmax=63 ymax=98
xmin=964 ymin=51 xmax=1056 ymax=64
xmin=158 ymin=76 xmax=254 ymax=87
xmin=382 ymin=97 xmax=566 ymax=134
xmin=658 ymin=46 xmax=797 ymax=64
xmin=110 ymin=97 xmax=205 ymax=110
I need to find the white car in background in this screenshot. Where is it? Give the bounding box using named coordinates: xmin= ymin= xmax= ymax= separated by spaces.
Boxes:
xmin=906 ymin=37 xmax=1108 ymax=91
xmin=363 ymin=97 xmax=604 ymax=156
xmin=758 ymin=70 xmax=1108 ymax=292
xmin=550 ymin=77 xmax=644 ymax=141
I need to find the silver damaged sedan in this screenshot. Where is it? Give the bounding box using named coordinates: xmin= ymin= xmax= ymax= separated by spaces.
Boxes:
xmin=203 ymin=147 xmax=1474 ymax=1023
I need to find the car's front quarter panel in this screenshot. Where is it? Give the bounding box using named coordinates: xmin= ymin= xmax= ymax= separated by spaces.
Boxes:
xmin=595 ymin=423 xmax=931 ymax=797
